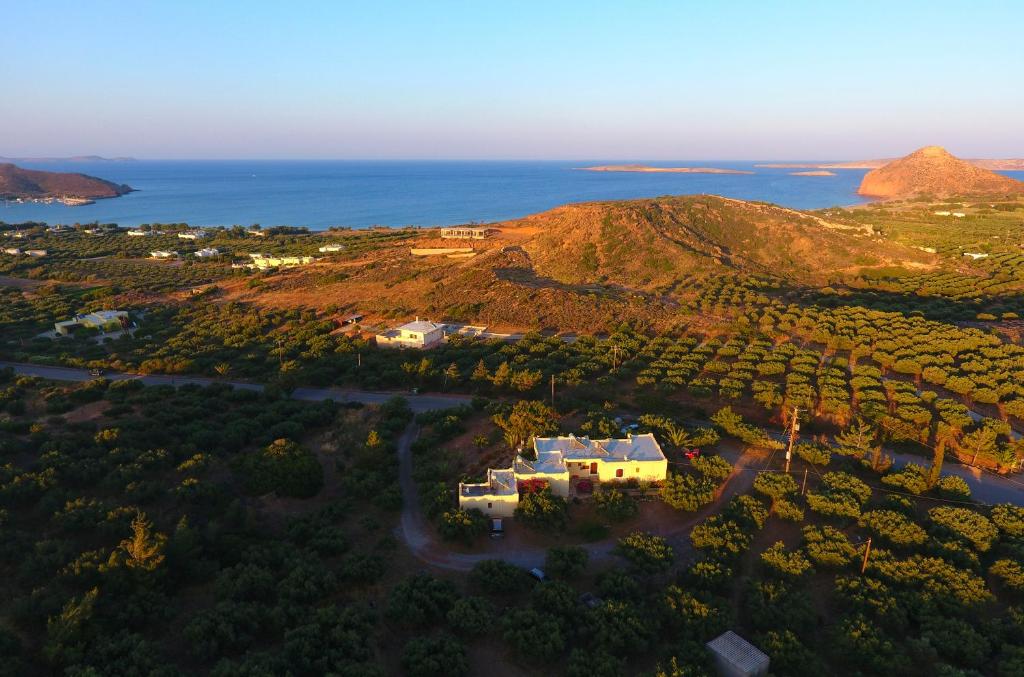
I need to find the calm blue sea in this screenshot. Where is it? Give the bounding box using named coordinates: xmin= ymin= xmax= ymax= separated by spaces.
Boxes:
xmin=5 ymin=160 xmax=1024 ymax=230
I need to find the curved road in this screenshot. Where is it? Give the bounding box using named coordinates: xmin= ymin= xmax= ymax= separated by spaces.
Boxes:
xmin=0 ymin=360 xmax=472 ymax=414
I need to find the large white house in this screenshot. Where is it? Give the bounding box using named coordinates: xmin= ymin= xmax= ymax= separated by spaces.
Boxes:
xmin=375 ymin=318 xmax=446 ymax=349
xmin=459 ymin=433 xmax=668 ymax=517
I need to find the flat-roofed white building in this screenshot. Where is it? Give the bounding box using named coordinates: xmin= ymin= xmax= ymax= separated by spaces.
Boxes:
xmin=25 ymin=249 xmax=47 ymax=257
xmin=318 ymin=243 xmax=345 ymax=252
xmin=194 ymin=247 xmax=221 ymax=258
xmin=458 ymin=468 xmax=519 ymax=518
xmin=54 ymin=310 xmax=129 ymax=336
xmin=440 ymin=226 xmax=495 ymax=240
xmin=150 ymin=250 xmax=178 ymax=259
xmin=127 ymin=229 xmax=152 ymax=237
xmin=178 ymin=230 xmax=209 ymax=240
xmin=375 ymin=318 xmax=446 ymax=349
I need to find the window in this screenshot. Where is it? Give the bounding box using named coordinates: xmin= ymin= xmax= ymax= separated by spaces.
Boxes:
xmin=616 ymin=468 xmax=624 ymax=478
xmin=636 ymin=467 xmax=640 ymax=473
xmin=487 ymin=502 xmax=492 ymax=509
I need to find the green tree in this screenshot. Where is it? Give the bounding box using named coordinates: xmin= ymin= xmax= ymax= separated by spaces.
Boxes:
xmin=438 ymin=508 xmax=488 ymax=544
xmin=615 ymin=531 xmax=674 ymax=573
xmin=545 ymin=545 xmax=589 ymax=579
xmin=492 ymin=400 xmax=558 ymax=450
xmin=595 ymin=488 xmax=638 ymax=522
xmin=515 ymin=487 xmax=568 ymax=531
xmin=401 ymin=635 xmax=468 ymax=677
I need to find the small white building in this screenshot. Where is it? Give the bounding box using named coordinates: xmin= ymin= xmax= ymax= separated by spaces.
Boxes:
xmin=245 ymin=253 xmax=315 ymax=270
xmin=933 ymin=211 xmax=951 ymax=216
xmin=150 ymin=250 xmax=178 ymax=259
xmin=706 ymin=631 xmax=769 ymax=677
xmin=952 ymin=212 xmax=966 ymax=218
xmin=318 ymin=244 xmax=345 ymax=253
xmin=963 ymin=252 xmax=989 ymax=260
xmin=127 ymin=229 xmax=152 ymax=237
xmin=375 ymin=318 xmax=446 ymax=349
xmin=440 ymin=226 xmax=495 ymax=240
xmin=54 ymin=310 xmax=129 ymax=336
xmin=458 ymin=468 xmax=519 ymax=518
xmin=25 ymin=249 xmax=47 ymax=257
xmin=178 ymin=230 xmax=209 ymax=240
xmin=2 ymin=247 xmax=21 ymax=255
xmin=194 ymin=247 xmax=221 ymax=258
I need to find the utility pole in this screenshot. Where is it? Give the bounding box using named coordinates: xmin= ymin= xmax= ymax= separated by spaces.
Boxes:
xmin=860 ymin=537 xmax=872 ymax=574
xmin=801 ymin=468 xmax=809 ymax=495
xmin=784 ymin=406 xmax=800 ymax=474
xmin=357 ymin=352 xmax=361 ymax=368
xmin=550 ymin=374 xmax=556 ymax=406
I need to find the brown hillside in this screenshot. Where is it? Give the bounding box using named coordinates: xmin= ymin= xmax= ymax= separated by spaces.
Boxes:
xmin=511 ymin=194 xmax=930 ymax=287
xmin=0 ymin=163 xmax=133 ymax=200
xmin=857 ymin=146 xmax=1024 ymax=199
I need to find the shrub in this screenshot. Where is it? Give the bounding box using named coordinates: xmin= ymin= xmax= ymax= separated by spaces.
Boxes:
xmin=857 ymin=510 xmax=927 ymax=547
xmin=615 ymin=531 xmax=674 ymax=573
xmin=438 ymin=509 xmax=487 ymax=544
xmin=386 ymin=574 xmax=458 ymax=627
xmin=691 ymin=517 xmax=752 ymax=559
xmin=928 ymin=506 xmax=999 ymax=552
xmin=469 ymin=560 xmax=530 ymax=595
xmin=881 ymin=464 xmax=929 ymax=495
xmin=795 ymin=443 xmax=831 ymax=467
xmin=692 ymin=455 xmax=732 ymax=482
xmin=753 ymin=472 xmax=797 ymax=500
xmin=760 ymin=542 xmax=813 ymax=578
xmin=802 ymin=525 xmax=857 ymax=567
xmin=660 ymin=473 xmax=716 ymax=511
xmin=773 ymin=498 xmax=805 ymax=522
xmin=545 ymin=546 xmax=589 ymax=579
xmin=992 ymin=504 xmax=1024 ymax=537
xmin=446 ymin=596 xmax=494 ymax=636
xmin=594 ymin=488 xmax=638 ymax=522
xmin=237 ymin=438 xmax=323 ymax=498
xmin=936 ymin=475 xmax=971 ymax=500
xmin=401 ymin=635 xmax=468 ymax=677
xmin=514 ymin=487 xmax=568 ymax=531
xmin=990 ymin=559 xmax=1024 ymax=592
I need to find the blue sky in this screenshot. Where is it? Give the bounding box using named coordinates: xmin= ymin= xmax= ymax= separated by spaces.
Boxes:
xmin=2 ymin=1 xmax=1022 ymax=159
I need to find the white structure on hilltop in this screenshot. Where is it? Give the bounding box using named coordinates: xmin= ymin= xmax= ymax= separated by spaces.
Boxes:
xmin=54 ymin=310 xmax=129 ymax=336
xmin=127 ymin=229 xmax=152 ymax=237
xmin=375 ymin=318 xmax=446 ymax=349
xmin=178 ymin=230 xmax=209 ymax=240
xmin=318 ymin=243 xmax=345 ymax=252
xmin=194 ymin=247 xmax=221 ymax=258
xmin=440 ymin=226 xmax=495 ymax=240
xmin=459 ymin=433 xmax=669 ymax=517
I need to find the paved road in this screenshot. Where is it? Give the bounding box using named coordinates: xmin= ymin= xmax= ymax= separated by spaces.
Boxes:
xmin=0 ymin=361 xmax=471 ymax=414
xmin=395 ymin=424 xmax=761 ymax=571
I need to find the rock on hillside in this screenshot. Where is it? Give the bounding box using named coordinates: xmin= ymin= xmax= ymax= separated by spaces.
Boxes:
xmin=0 ymin=163 xmax=133 ymax=200
xmin=505 ymin=194 xmax=927 ymax=288
xmin=857 ymin=146 xmax=1024 ymax=199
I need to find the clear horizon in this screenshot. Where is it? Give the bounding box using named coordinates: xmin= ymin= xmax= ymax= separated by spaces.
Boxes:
xmin=5 ymin=1 xmax=1024 ymax=160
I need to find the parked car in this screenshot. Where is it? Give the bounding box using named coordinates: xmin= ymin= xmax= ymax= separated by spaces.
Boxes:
xmin=529 ymin=568 xmax=547 ymax=582
xmin=490 ymin=518 xmax=504 ymax=538
xmin=89 ymin=368 xmax=104 ymax=377
xmin=685 ymin=448 xmax=702 ymax=460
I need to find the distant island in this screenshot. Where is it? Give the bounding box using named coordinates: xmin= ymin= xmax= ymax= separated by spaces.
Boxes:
xmin=759 ymin=157 xmax=1024 ymax=170
xmin=0 ymin=163 xmax=134 ymax=205
xmin=790 ymin=170 xmax=836 ymax=177
xmin=0 ymin=155 xmax=137 ymax=162
xmin=579 ymin=164 xmax=754 ymax=175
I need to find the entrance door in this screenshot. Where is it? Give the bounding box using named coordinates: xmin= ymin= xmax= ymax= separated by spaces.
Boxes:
xmin=590 ymin=462 xmax=598 ymax=475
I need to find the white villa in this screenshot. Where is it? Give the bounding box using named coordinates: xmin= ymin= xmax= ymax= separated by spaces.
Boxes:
xmin=127 ymin=229 xmax=152 ymax=237
xmin=54 ymin=310 xmax=129 ymax=336
xmin=318 ymin=243 xmax=345 ymax=253
xmin=194 ymin=247 xmax=221 ymax=258
xmin=459 ymin=433 xmax=668 ymax=517
xmin=178 ymin=230 xmax=209 ymax=240
xmin=150 ymin=250 xmax=178 ymax=259
xmin=375 ymin=318 xmax=446 ymax=349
